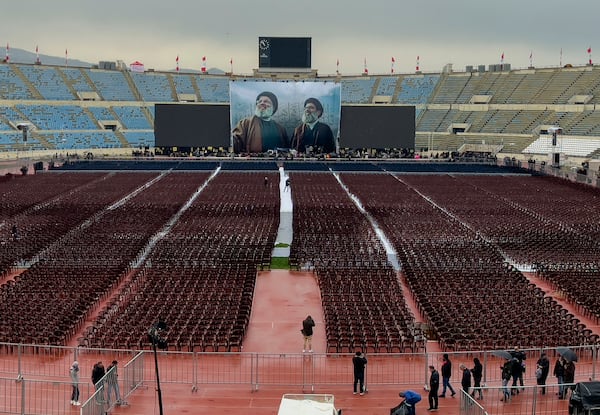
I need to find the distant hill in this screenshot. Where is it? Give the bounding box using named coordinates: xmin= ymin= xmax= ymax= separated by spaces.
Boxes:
xmin=4 ymin=46 xmax=92 ymax=68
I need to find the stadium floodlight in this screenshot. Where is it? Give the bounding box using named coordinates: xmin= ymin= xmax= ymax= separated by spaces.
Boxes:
xmin=16 ymin=123 xmax=35 ymax=142
xmin=16 ymin=122 xmax=33 ymax=131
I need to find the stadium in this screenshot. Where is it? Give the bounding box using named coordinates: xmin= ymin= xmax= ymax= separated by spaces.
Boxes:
xmin=1 ymin=40 xmax=600 ymax=415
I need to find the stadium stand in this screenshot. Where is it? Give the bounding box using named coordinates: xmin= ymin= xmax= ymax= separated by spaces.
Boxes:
xmin=195 ymin=76 xmax=230 ymax=102
xmin=130 ymin=72 xmax=173 ymax=102
xmin=85 ymin=69 xmax=137 ymax=101
xmin=18 ymin=65 xmax=74 ymax=100
xmin=340 ymin=78 xmax=377 ymax=103
xmin=397 ymin=74 xmax=439 ymax=104
xmin=0 ymin=64 xmax=36 ymax=99
xmin=2 ymin=61 xmax=600 ymax=159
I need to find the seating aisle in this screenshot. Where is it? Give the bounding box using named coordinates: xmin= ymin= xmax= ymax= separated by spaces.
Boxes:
xmin=242 ymin=270 xmax=324 ymax=354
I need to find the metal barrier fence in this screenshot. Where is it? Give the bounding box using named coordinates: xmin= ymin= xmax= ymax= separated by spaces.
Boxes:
xmin=0 ymin=377 xmax=93 ymax=415
xmin=122 ymin=351 xmax=145 ymax=399
xmin=460 ymin=383 xmax=577 ymax=415
xmin=81 ymin=382 xmax=108 ymax=415
xmin=0 ymin=342 xmax=597 ymax=414
xmin=0 ymin=343 xmax=138 ymax=379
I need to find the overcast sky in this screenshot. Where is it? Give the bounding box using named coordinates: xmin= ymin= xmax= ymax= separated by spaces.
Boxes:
xmin=2 ymin=0 xmax=598 ymax=74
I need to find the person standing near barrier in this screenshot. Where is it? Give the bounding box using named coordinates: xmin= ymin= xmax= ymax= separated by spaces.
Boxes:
xmin=500 ymin=360 xmax=512 ymax=402
xmin=69 ymin=361 xmax=81 ymax=406
xmin=510 ymin=346 xmax=526 ymax=392
xmin=427 ymin=365 xmax=439 ymax=411
xmin=553 ymin=356 xmax=566 ymax=399
xmin=91 ymin=361 xmax=106 ymax=402
xmin=301 ymin=315 xmax=315 ymax=352
xmin=564 ymin=359 xmax=576 ymax=397
xmin=106 ymin=360 xmax=122 ymax=405
xmin=352 ymin=350 xmax=367 ymax=395
xmin=470 ymin=357 xmax=483 ymax=399
xmin=439 ymin=354 xmax=456 ymax=398
xmin=536 ymin=352 xmax=550 ymax=395
xmin=460 ymin=364 xmax=472 ymax=395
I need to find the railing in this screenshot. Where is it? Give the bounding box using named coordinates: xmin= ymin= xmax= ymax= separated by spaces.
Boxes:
xmin=0 ymin=377 xmax=93 ymax=415
xmin=460 ymin=383 xmax=577 ymax=415
xmin=80 ymin=382 xmax=108 ymax=415
xmin=0 ymin=342 xmax=597 ymax=414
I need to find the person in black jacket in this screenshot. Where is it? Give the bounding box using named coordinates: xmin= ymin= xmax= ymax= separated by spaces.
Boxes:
xmin=510 ymin=346 xmax=526 ymax=392
xmin=439 ymin=353 xmax=456 ymax=397
xmin=501 ymin=360 xmax=512 ymax=402
xmin=471 ymin=357 xmax=483 ymax=399
xmin=509 ymin=356 xmax=523 ymax=395
xmin=460 ymin=364 xmax=472 ymax=395
xmin=564 ymin=359 xmax=576 ymax=395
xmin=553 ymin=356 xmax=566 ymax=399
xmin=91 ymin=361 xmax=106 ymax=402
xmin=301 ymin=315 xmax=315 ymax=353
xmin=536 ymin=352 xmax=550 ymax=395
xmin=352 ymin=351 xmax=368 ymax=395
xmin=427 ymin=365 xmax=440 ymax=411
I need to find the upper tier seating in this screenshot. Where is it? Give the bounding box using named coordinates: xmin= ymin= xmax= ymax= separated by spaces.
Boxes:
xmin=85 ymin=69 xmax=136 ymax=101
xmin=19 ymin=66 xmax=74 ymax=100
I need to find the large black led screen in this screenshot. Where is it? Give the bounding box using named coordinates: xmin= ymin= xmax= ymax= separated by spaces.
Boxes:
xmin=154 ymin=104 xmax=231 ymax=148
xmin=259 ymin=37 xmax=311 ymax=68
xmin=340 ymin=105 xmax=415 ymax=149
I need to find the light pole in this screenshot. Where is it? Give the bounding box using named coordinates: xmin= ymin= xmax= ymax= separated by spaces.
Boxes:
xmin=147 ymin=321 xmax=168 ymax=415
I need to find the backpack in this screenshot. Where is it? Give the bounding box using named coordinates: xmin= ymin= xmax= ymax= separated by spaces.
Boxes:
xmin=391 ymin=402 xmax=409 ymax=415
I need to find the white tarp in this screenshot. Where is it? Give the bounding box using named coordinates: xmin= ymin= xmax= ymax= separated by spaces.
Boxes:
xmin=277 ymin=394 xmax=337 ymax=415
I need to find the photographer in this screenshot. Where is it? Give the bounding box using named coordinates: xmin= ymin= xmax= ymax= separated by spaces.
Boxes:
xmin=352 ymin=350 xmax=368 ymax=395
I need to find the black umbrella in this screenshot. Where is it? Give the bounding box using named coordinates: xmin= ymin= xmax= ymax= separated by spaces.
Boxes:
xmin=492 ymin=350 xmax=513 ymax=360
xmin=557 ymin=347 xmax=578 ymax=362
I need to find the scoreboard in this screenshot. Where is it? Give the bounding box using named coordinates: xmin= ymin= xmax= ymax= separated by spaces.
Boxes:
xmin=258 ymin=37 xmax=311 ymax=69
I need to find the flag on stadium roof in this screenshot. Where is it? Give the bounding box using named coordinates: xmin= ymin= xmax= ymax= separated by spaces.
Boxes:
xmin=201 ymin=56 xmax=207 ymax=73
xmin=363 ymin=57 xmax=368 ymax=74
xmin=5 ymin=43 xmax=9 ymax=63
xmin=391 ymin=56 xmax=395 ymax=74
xmin=176 ymin=55 xmax=179 ymax=72
xmin=416 ymin=55 xmax=420 ymax=72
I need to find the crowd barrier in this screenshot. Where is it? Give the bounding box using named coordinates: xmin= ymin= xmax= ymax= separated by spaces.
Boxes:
xmin=460 ymin=383 xmax=577 ymax=415
xmin=0 ymin=377 xmax=93 ymax=415
xmin=0 ymin=342 xmax=597 ymax=414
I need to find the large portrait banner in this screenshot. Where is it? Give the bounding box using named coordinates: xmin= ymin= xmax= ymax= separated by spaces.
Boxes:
xmin=230 ymin=81 xmax=341 ymax=155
